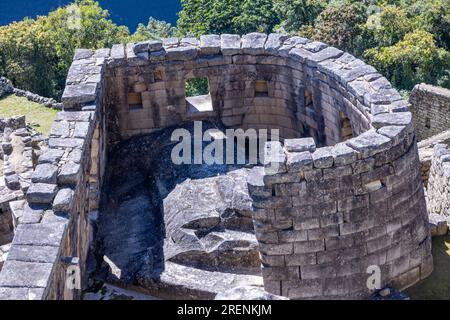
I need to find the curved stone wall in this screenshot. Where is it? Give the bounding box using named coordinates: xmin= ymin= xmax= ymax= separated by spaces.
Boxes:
xmin=103 ymin=33 xmax=399 ymax=147
xmin=0 ymin=33 xmax=432 ymax=300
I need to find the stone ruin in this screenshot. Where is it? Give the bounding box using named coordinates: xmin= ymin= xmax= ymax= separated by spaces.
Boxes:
xmin=0 ymin=33 xmax=437 ymax=300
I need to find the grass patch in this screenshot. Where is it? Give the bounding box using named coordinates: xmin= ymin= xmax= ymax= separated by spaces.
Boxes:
xmin=405 ymin=235 xmax=450 ymax=300
xmin=0 ymin=94 xmax=58 ymax=136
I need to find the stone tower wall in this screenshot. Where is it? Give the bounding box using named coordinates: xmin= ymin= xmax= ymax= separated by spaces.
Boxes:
xmin=427 ymin=144 xmax=450 ymax=217
xmin=0 ymin=33 xmax=432 ymax=300
xmin=410 ymin=84 xmax=450 ymax=141
xmin=104 ymin=34 xmax=378 ymax=147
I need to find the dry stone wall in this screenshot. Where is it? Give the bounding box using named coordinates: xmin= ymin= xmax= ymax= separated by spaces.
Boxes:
xmin=410 ymin=84 xmax=450 ymax=141
xmin=418 ymin=129 xmax=450 ymax=187
xmin=427 ymin=144 xmax=450 ymax=217
xmin=0 ymin=48 xmax=107 ymax=300
xmin=104 ymin=33 xmax=394 ymax=147
xmin=0 ymin=33 xmax=432 ymax=300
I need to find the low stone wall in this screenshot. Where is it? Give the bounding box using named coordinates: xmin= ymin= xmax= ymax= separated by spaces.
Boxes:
xmin=0 ymin=50 xmax=106 ymax=299
xmin=12 ymin=88 xmax=62 ymax=110
xmin=427 ymin=144 xmax=450 ymax=217
xmin=410 ymin=84 xmax=450 ymax=141
xmin=418 ymin=130 xmax=450 ymax=187
xmin=0 ymin=76 xmax=62 ymax=110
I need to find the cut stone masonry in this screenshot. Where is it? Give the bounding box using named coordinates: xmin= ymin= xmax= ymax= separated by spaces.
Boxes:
xmin=0 ymin=33 xmax=432 ymax=300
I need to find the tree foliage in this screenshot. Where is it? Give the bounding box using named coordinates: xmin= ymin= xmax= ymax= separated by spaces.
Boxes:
xmin=131 ymin=17 xmax=178 ymax=42
xmin=0 ymin=0 xmax=449 ymax=98
xmin=365 ymin=30 xmax=450 ymax=90
xmin=0 ymin=0 xmax=129 ymax=98
xmin=299 ymin=4 xmax=366 ymax=54
xmin=177 ymin=0 xmax=279 ymax=36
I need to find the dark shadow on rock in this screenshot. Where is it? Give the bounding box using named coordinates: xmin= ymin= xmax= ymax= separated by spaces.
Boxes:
xmin=91 ymin=120 xmax=262 ymax=296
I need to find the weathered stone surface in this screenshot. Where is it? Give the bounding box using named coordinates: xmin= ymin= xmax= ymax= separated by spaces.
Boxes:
xmin=31 ymin=164 xmax=58 ymax=184
xmin=38 ymin=149 xmax=65 ymax=165
xmin=62 ymin=83 xmax=98 ymax=109
xmin=284 ymin=138 xmax=316 ymax=153
xmin=215 ymin=286 xmax=288 ymax=300
xmin=48 ymin=138 xmax=84 ymax=149
xmin=372 ymin=112 xmax=412 ymax=129
xmin=12 ymin=222 xmax=66 ymax=247
xmin=312 ymin=147 xmax=334 ymax=168
xmin=242 ymin=33 xmax=267 ymax=55
xmin=163 ymin=169 xmax=258 ymax=270
xmin=58 ymin=162 xmax=81 ymax=185
xmin=286 ymin=151 xmax=313 ymax=173
xmin=74 ymin=49 xmax=94 ymax=60
xmin=346 ymin=130 xmax=392 ymax=158
xmin=0 ymin=260 xmax=54 ymax=288
xmin=133 ymin=40 xmax=163 ymax=54
xmin=0 ymin=287 xmax=44 ymax=300
xmin=220 ymin=34 xmax=241 ymax=55
xmin=200 ymin=35 xmax=221 ymax=55
xmin=265 ymin=33 xmax=289 ymax=54
xmin=26 ymin=183 xmax=58 ymax=204
xmin=50 ymin=121 xmax=70 ymax=138
xmin=332 ymin=143 xmax=358 ymax=166
xmin=7 ymin=245 xmax=60 ymax=264
xmin=53 ymin=188 xmax=74 ymax=213
xmin=5 ymin=174 xmax=20 ymax=190
xmin=166 ymin=46 xmax=198 ymax=61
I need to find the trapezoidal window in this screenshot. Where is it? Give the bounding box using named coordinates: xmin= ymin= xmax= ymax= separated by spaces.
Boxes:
xmin=340 ymin=112 xmax=353 ymax=141
xmin=255 ymin=80 xmax=269 ymax=97
xmin=185 ymin=77 xmax=214 ymax=118
xmin=154 ymin=69 xmax=164 ymax=82
xmin=128 ymin=92 xmax=143 ymax=110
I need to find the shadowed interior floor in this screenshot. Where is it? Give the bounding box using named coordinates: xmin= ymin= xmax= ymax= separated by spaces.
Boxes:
xmin=91 ymin=121 xmax=263 ymax=299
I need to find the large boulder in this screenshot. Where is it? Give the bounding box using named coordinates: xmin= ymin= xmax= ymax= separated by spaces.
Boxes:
xmin=0 ymin=77 xmax=13 ymax=98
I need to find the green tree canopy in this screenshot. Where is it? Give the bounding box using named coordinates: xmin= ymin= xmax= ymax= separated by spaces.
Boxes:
xmin=365 ymin=30 xmax=450 ymax=90
xmin=0 ymin=0 xmax=129 ymax=99
xmin=177 ymin=0 xmax=279 ymax=36
xmin=131 ymin=17 xmax=178 ymax=42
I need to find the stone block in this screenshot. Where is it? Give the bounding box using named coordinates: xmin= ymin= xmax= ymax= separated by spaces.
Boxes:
xmin=27 ymin=183 xmax=58 ymax=204
xmin=285 ymin=253 xmax=317 ymax=266
xmin=199 ymin=35 xmax=221 ymax=55
xmin=241 ymin=33 xmax=267 ymax=55
xmin=284 ymin=138 xmax=316 ymax=152
xmin=31 ymin=164 xmax=58 ymax=184
xmin=262 ymin=266 xmax=299 ymax=281
xmin=332 ymin=143 xmax=357 ymax=166
xmin=53 ymin=188 xmax=74 ymax=213
xmin=7 ymin=245 xmax=60 ymax=264
xmin=287 ymin=151 xmax=313 ymax=172
xmin=0 ymin=260 xmax=53 ymax=288
xmin=220 ymin=34 xmax=241 ymax=55
xmin=50 ymin=121 xmax=70 ymax=138
xmin=38 ymin=149 xmax=65 ymax=165
xmin=346 ymin=130 xmax=392 ymax=158
xmin=48 ymin=138 xmax=84 ymax=149
xmin=294 ymin=240 xmax=324 ymax=254
xmin=166 ymin=46 xmax=198 ymax=61
xmin=265 ymin=33 xmax=289 ymax=54
xmin=58 ymin=161 xmax=81 ymax=186
xmin=312 ymin=147 xmax=334 ymax=168
xmin=62 ymin=83 xmax=98 ymax=109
